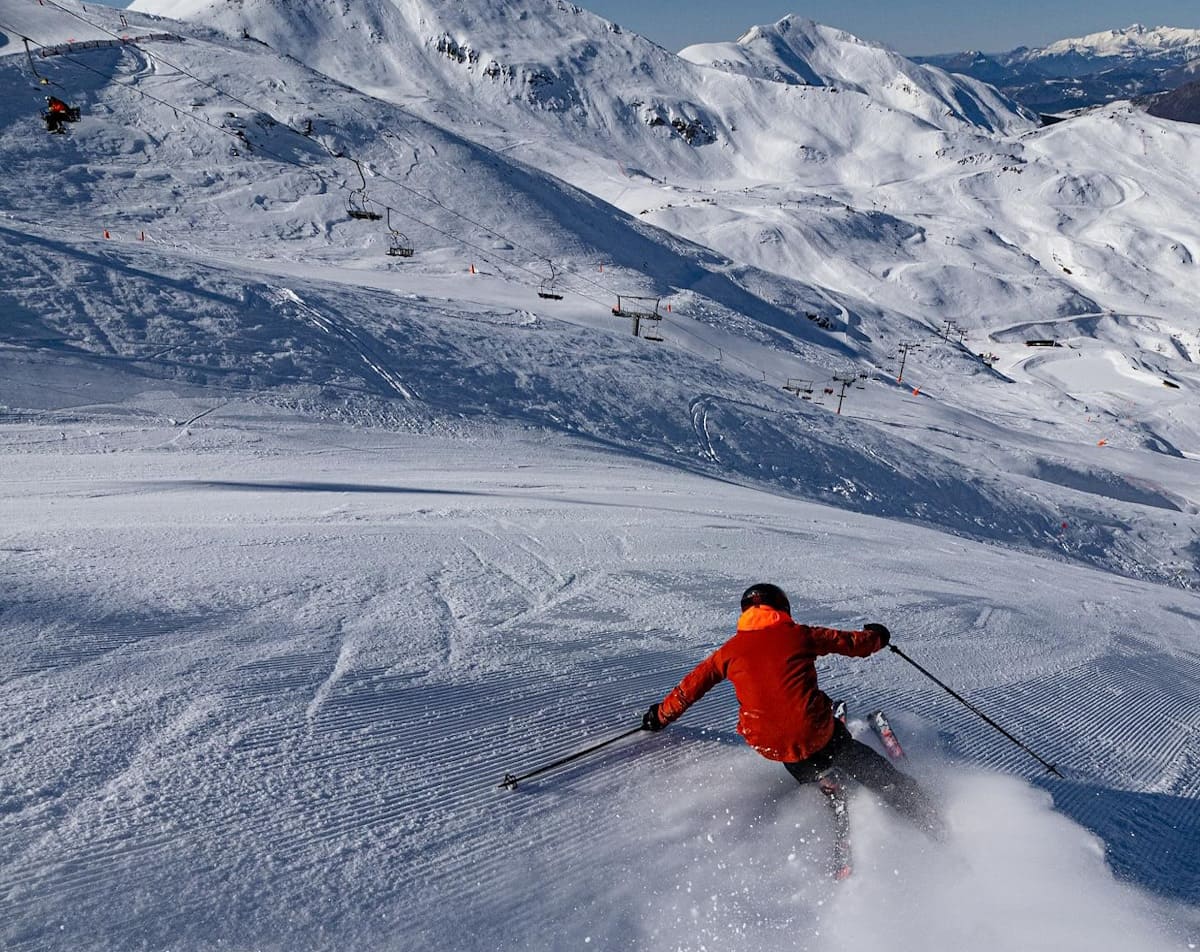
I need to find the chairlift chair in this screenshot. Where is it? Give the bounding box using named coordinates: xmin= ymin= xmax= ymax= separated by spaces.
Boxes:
xmin=346 ymin=158 xmax=383 ymax=221
xmin=783 ymin=378 xmax=815 ymax=397
xmin=347 ymin=188 xmax=382 ymax=221
xmin=611 ymin=295 xmax=661 ymax=319
xmin=43 ymin=95 xmax=81 ymax=134
xmin=537 ymin=261 xmax=563 ymax=300
xmin=387 ymin=234 xmax=414 ymax=257
xmin=640 ymin=321 xmax=664 ymax=342
xmin=385 ymin=208 xmax=414 ymax=257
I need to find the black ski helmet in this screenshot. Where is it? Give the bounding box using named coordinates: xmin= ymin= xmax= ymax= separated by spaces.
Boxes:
xmin=740 ymin=583 xmax=790 ymax=614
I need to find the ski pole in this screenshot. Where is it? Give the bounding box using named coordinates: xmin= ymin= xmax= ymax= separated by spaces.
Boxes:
xmin=499 ymin=723 xmax=645 ymax=790
xmin=889 ymin=645 xmax=1063 ymax=777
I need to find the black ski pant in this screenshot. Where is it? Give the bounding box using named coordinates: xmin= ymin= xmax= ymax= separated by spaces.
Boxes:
xmin=783 ymin=720 xmax=941 ymax=833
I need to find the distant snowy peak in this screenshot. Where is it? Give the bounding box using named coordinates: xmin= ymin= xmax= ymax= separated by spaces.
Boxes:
xmin=681 ymin=18 xmax=858 ymax=87
xmin=1038 ymin=24 xmax=1200 ymax=59
xmin=680 ymin=15 xmax=1031 ymax=132
xmin=127 ymin=0 xmax=1033 ymax=183
xmin=919 ymin=23 xmax=1200 ymax=114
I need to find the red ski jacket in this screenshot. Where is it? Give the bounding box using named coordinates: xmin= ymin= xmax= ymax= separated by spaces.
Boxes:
xmin=657 ymin=605 xmax=885 ymax=762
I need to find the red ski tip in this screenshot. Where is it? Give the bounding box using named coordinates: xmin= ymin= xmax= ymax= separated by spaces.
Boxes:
xmin=833 ymin=865 xmax=852 ymax=881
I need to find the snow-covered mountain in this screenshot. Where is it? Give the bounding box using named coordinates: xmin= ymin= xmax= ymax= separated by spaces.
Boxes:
xmin=1036 ymin=23 xmax=1200 ymax=68
xmin=1147 ymin=77 xmax=1200 ymax=123
xmin=2 ymin=0 xmax=1200 ymax=949
xmin=679 ymin=16 xmax=1031 ymax=131
xmin=920 ymin=23 xmax=1200 ymax=114
xmin=126 ymin=0 xmax=1031 ymax=191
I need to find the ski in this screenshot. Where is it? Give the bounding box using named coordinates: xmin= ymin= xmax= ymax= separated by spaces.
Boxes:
xmin=815 ymin=706 xmax=899 ymax=879
xmin=818 ymin=769 xmax=852 ymax=880
xmin=868 ymin=709 xmax=906 ymax=761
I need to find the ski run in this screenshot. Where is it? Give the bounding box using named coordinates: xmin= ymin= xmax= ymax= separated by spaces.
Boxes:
xmin=1 ymin=0 xmax=1199 ymax=949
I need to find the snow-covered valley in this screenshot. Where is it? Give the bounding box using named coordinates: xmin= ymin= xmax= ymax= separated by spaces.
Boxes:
xmin=1 ymin=0 xmax=1199 ymax=948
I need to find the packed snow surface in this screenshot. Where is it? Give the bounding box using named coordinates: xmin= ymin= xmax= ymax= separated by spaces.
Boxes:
xmin=1 ymin=0 xmax=1199 ymax=949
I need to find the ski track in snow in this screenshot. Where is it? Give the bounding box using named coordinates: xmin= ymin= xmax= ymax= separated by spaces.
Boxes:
xmin=2 ymin=428 xmax=1198 ymax=950
xmin=271 ymin=286 xmax=417 ymax=400
xmin=0 ymin=0 xmax=1199 ymax=948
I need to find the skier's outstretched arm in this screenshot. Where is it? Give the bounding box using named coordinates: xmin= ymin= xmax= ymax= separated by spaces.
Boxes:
xmin=643 ymin=650 xmax=726 ymax=730
xmin=801 ymin=621 xmax=890 ymax=658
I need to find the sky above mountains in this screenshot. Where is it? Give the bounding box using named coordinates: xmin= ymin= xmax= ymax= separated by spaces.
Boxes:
xmin=90 ymin=0 xmax=1200 ymax=54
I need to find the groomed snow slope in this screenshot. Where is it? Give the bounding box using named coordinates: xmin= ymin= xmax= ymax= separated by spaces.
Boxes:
xmin=1 ymin=0 xmax=1199 ymax=948
xmin=2 ymin=421 xmax=1198 ymax=951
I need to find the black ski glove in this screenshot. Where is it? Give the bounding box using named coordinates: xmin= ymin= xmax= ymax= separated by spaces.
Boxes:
xmin=864 ymin=623 xmax=891 ymax=648
xmin=642 ymin=703 xmax=665 ymax=732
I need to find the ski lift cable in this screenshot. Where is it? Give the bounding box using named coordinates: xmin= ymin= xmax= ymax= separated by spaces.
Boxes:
xmin=30 ymin=0 xmax=698 ymax=332
xmin=29 ymin=0 xmax=637 ymax=307
xmin=22 ymin=3 xmax=790 ymax=375
xmin=0 ymin=14 xmax=294 ymax=156
xmin=17 ymin=10 xmax=609 ymax=308
xmin=29 ymin=3 xmax=566 ymax=266
xmin=35 ymin=0 xmax=285 ymax=122
xmin=9 ymin=11 xmax=776 ymax=383
xmin=33 ymin=1 xmax=732 ymax=342
xmin=1 ymin=17 xmax=601 ymax=305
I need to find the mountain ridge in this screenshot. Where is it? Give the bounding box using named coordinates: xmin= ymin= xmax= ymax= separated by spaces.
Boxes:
xmin=918 ymin=22 xmax=1200 ymax=114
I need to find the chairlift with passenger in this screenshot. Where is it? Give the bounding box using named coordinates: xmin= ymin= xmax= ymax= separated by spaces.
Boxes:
xmin=43 ymin=95 xmax=81 ymax=134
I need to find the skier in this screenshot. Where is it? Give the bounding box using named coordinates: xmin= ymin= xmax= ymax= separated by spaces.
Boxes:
xmin=643 ymin=583 xmax=940 ymax=832
xmin=43 ymin=96 xmax=78 ymax=134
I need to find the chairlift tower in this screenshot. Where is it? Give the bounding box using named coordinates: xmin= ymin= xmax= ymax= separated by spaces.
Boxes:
xmin=895 ymin=341 xmax=921 ymax=384
xmin=612 ymin=295 xmax=663 ymax=340
xmin=831 ymin=373 xmax=858 ymax=415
